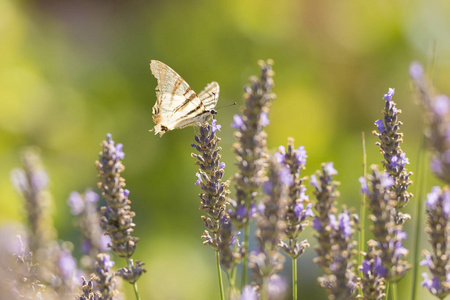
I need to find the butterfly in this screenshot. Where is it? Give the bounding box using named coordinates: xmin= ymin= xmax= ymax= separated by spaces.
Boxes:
xmin=149 ymin=60 xmax=220 ymax=137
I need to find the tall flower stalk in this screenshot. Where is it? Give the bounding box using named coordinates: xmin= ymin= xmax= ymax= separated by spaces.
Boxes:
xmin=373 ymin=88 xmax=413 ymax=225
xmin=230 ymin=60 xmax=275 ymax=286
xmin=360 ymin=166 xmax=410 ymax=286
xmin=96 ymin=134 xmax=146 ymax=300
xmin=276 ymin=138 xmax=313 ymax=300
xmin=248 ymin=156 xmax=288 ymax=300
xmin=11 ymin=148 xmax=79 ymax=297
xmin=311 ymin=162 xmax=357 ymax=300
xmin=191 ymin=119 xmax=241 ymax=299
xmin=68 ymin=189 xmax=110 ymax=274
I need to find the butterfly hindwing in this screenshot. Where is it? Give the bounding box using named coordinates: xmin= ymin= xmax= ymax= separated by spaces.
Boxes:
xmin=198 ymin=82 xmax=220 ymax=111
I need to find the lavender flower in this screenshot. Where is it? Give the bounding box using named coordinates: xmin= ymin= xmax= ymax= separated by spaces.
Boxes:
xmin=373 ymin=88 xmax=413 ymax=224
xmin=68 ymin=189 xmax=109 ymax=273
xmin=277 ymin=138 xmax=313 ymax=259
xmin=420 ymin=186 xmax=450 ymax=299
xmin=191 ymin=120 xmax=242 ymax=270
xmin=358 ymin=240 xmax=386 ymax=300
xmin=94 ymin=253 xmax=118 ymax=300
xmin=96 ymin=134 xmax=146 ymax=284
xmin=248 ymin=157 xmax=287 ymax=299
xmin=6 ymin=235 xmax=47 ymax=300
xmin=229 ymin=60 xmax=275 ymax=229
xmin=10 ymin=148 xmax=56 ymax=261
xmin=361 ymin=166 xmax=410 ymax=283
xmin=78 ymin=276 xmax=101 ymax=300
xmin=410 ymin=62 xmax=450 ymax=184
xmin=311 ymin=163 xmax=357 ymax=299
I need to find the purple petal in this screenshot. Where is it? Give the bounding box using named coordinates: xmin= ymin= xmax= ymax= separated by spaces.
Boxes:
xmin=296 ymin=146 xmax=307 ymax=166
xmin=115 ymin=143 xmax=125 ymax=160
xmin=383 ymin=88 xmax=395 ymax=101
xmin=68 ymin=191 xmax=84 ymax=215
xmin=359 ymin=177 xmax=368 ymax=193
xmin=409 ymin=62 xmax=424 ymax=80
xmin=231 ymin=114 xmax=244 ymax=130
xmin=325 ymin=162 xmax=338 ymax=176
xmin=309 ymin=174 xmax=319 ymax=190
xmin=375 ymin=119 xmax=385 ymax=133
xmin=260 ymin=112 xmax=270 ymax=127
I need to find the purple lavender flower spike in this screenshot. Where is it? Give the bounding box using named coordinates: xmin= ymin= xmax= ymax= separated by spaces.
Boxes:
xmin=277 ymin=138 xmax=313 ymax=260
xmin=191 ymin=120 xmax=242 ymax=272
xmin=249 ymin=157 xmax=287 ymax=295
xmin=230 ymin=60 xmax=275 ymax=233
xmin=96 ymin=134 xmax=145 ymax=285
xmin=373 ymin=87 xmax=413 ymax=224
xmin=312 ymin=162 xmax=357 ymax=298
xmin=363 ymin=165 xmax=410 ymax=283
xmin=421 ymin=186 xmax=450 ymax=298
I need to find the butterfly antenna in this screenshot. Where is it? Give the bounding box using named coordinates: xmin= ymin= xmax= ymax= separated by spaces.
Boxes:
xmin=216 ymin=102 xmax=237 ymax=110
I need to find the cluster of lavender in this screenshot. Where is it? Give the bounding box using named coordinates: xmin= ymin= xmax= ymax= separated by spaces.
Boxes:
xmin=96 ymin=134 xmax=146 ymax=287
xmin=360 ymin=167 xmax=409 ymax=284
xmin=358 ymin=240 xmax=386 ymax=300
xmin=10 ymin=148 xmax=80 ymax=298
xmin=421 ymin=187 xmax=450 ymax=298
xmin=310 ymin=163 xmax=357 ymax=299
xmin=276 ymin=139 xmax=313 ymax=260
xmin=248 ymin=157 xmax=288 ymax=300
xmin=373 ymin=88 xmax=413 ymax=224
xmin=68 ymin=189 xmax=110 ymax=273
xmin=191 ymin=119 xmax=242 ymax=271
xmin=229 ymin=60 xmax=274 ymax=229
xmin=410 ymin=62 xmax=450 ymax=299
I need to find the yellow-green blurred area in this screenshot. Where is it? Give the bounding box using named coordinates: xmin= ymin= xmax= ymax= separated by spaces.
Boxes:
xmin=2 ymin=0 xmax=450 ymax=299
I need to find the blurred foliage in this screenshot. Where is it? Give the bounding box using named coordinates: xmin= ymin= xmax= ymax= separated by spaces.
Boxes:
xmin=1 ymin=0 xmax=450 ymax=299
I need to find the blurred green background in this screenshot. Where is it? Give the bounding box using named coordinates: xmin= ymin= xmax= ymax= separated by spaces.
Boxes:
xmin=1 ymin=0 xmax=450 ymax=299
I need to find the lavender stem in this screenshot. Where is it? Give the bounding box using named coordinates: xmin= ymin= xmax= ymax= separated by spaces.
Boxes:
xmin=293 ymin=258 xmax=298 ymax=300
xmin=411 ymin=138 xmax=426 ymax=300
xmin=216 ymin=251 xmax=225 ymax=300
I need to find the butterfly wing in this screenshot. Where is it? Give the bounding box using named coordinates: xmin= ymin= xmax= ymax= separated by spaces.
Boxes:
xmin=198 ymin=82 xmax=220 ymax=111
xmin=150 ymin=60 xmax=207 ymax=136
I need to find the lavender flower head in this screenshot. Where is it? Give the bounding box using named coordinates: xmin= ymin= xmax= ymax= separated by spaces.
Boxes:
xmin=277 ymin=138 xmax=313 ymax=259
xmin=68 ymin=189 xmax=109 ymax=273
xmin=230 ymin=60 xmax=275 ymax=229
xmin=311 ymin=163 xmax=357 ymax=299
xmin=94 ymin=253 xmax=118 ymax=300
xmin=249 ymin=156 xmax=287 ymax=296
xmin=10 ymin=148 xmax=56 ymax=259
xmin=411 ymin=62 xmax=450 ymax=184
xmin=361 ymin=165 xmax=410 ymax=283
xmin=373 ymin=88 xmax=413 ymax=224
xmin=358 ymin=239 xmax=386 ymax=300
xmin=420 ymin=186 xmax=450 ymax=298
xmin=96 ymin=134 xmax=145 ymax=284
xmin=191 ymin=120 xmax=242 ymax=270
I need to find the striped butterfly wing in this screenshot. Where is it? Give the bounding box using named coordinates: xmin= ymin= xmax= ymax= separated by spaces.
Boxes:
xmin=198 ymin=82 xmax=220 ymax=111
xmin=150 ymin=60 xmax=218 ymax=136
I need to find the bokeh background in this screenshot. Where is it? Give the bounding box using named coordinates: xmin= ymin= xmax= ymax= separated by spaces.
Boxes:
xmin=1 ymin=0 xmax=450 ymax=299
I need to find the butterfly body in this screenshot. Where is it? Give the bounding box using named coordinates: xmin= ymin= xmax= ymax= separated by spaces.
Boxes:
xmin=150 ymin=60 xmax=219 ymax=136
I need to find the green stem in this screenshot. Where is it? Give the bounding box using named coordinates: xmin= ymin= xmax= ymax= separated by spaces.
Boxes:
xmin=359 ymin=132 xmax=367 ymax=283
xmin=412 ymin=138 xmax=426 ymax=300
xmin=292 ymin=258 xmax=298 ymax=300
xmin=385 ymin=282 xmax=390 ymax=300
xmin=216 ymin=251 xmax=225 ymax=300
xmin=242 ymin=221 xmax=250 ymax=288
xmin=126 ymin=259 xmax=141 ymax=300
xmin=133 ymin=282 xmax=140 ymax=300
xmin=391 ymin=282 xmax=398 ymax=300
xmin=261 ymin=277 xmax=268 ymax=300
